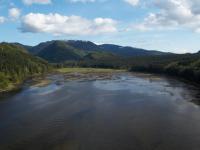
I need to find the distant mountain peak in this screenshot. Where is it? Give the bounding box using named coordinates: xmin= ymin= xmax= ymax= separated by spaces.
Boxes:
xmin=17 ymin=40 xmax=169 ymax=62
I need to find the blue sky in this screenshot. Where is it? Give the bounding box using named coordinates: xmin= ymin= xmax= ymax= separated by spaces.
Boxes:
xmin=0 ymin=0 xmax=200 ymax=53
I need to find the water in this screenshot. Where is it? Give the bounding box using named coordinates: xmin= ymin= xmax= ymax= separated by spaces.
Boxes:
xmin=0 ymin=73 xmax=200 ymax=150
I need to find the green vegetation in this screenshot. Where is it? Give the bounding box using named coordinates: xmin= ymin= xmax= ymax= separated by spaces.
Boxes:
xmin=34 ymin=41 xmax=120 ymax=63
xmin=0 ymin=73 xmax=11 ymax=91
xmin=57 ymin=52 xmax=200 ymax=84
xmin=129 ymin=53 xmax=200 ymax=83
xmin=57 ymin=67 xmax=124 ymax=73
xmin=1 ymin=40 xmax=200 ymax=92
xmin=29 ymin=40 xmax=167 ymax=63
xmin=0 ymin=43 xmax=50 ymax=92
xmin=37 ymin=41 xmax=84 ymax=62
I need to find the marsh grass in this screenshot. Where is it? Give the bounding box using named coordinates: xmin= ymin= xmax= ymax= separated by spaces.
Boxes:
xmin=56 ymin=68 xmax=125 ymax=74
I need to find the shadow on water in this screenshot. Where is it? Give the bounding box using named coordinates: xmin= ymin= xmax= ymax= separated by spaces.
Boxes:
xmin=0 ymin=88 xmax=22 ymax=101
xmin=0 ymin=72 xmax=200 ymax=150
xmin=159 ymin=74 xmax=200 ymax=106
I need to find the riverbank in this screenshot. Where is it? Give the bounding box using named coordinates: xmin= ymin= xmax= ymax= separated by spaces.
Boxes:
xmin=1 ymin=72 xmax=200 ymax=150
xmin=1 ymin=66 xmax=199 ymax=94
xmin=56 ymin=67 xmax=124 ymax=74
xmin=0 ymin=72 xmax=50 ymax=94
xmin=130 ymin=68 xmax=200 ymax=88
xmin=0 ymin=68 xmax=125 ymax=93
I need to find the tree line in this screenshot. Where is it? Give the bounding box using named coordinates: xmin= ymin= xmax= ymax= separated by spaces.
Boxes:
xmin=0 ymin=43 xmax=50 ymax=90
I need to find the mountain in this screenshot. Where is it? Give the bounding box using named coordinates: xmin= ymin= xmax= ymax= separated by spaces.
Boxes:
xmin=99 ymin=44 xmax=167 ymax=57
xmin=37 ymin=41 xmax=84 ymax=63
xmin=28 ymin=40 xmax=103 ymax=56
xmin=0 ymin=42 xmax=29 ymax=53
xmin=12 ymin=43 xmax=33 ymax=52
xmin=29 ymin=41 xmax=55 ymax=54
xmin=65 ymin=41 xmax=168 ymax=57
xmin=66 ymin=40 xmax=101 ymax=52
xmin=27 ymin=40 xmax=168 ymax=63
xmin=0 ymin=42 xmax=50 ymax=91
xmin=28 ymin=40 xmax=119 ymax=63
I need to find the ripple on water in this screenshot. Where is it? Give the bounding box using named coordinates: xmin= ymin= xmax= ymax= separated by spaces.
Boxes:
xmin=0 ymin=73 xmax=200 ymax=150
xmin=24 ymin=83 xmax=64 ymax=96
xmin=93 ymin=74 xmax=193 ymax=101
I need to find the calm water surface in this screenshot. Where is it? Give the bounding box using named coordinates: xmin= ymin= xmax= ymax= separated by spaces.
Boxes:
xmin=0 ymin=73 xmax=200 ymax=150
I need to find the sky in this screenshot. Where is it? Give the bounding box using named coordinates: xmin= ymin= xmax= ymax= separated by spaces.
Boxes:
xmin=0 ymin=0 xmax=200 ymax=53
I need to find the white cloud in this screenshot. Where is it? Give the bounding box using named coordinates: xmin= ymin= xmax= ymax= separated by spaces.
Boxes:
xmin=67 ymin=0 xmax=109 ymax=3
xmin=69 ymin=0 xmax=96 ymax=2
xmin=133 ymin=0 xmax=200 ymax=32
xmin=67 ymin=0 xmax=140 ymax=5
xmin=20 ymin=13 xmax=118 ymax=36
xmin=0 ymin=16 xmax=5 ymax=23
xmin=22 ymin=0 xmax=51 ymax=5
xmin=124 ymin=0 xmax=139 ymax=6
xmin=9 ymin=8 xmax=21 ymax=20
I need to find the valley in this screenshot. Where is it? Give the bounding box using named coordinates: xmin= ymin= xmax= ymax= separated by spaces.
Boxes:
xmin=1 ymin=40 xmax=200 ymax=93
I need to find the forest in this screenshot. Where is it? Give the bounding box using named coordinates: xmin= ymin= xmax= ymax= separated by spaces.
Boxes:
xmin=0 ymin=43 xmax=50 ymax=91
xmin=0 ymin=41 xmax=200 ymax=92
xmin=54 ymin=51 xmax=200 ymax=84
xmin=128 ymin=53 xmax=200 ymax=83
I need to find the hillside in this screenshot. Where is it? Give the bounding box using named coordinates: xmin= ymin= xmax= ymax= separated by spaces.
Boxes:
xmin=12 ymin=43 xmax=33 ymax=52
xmin=29 ymin=41 xmax=55 ymax=54
xmin=99 ymin=44 xmax=168 ymax=57
xmin=29 ymin=40 xmax=119 ymax=63
xmin=37 ymin=41 xmax=84 ymax=63
xmin=0 ymin=43 xmax=50 ymax=91
xmin=65 ymin=41 xmax=168 ymax=57
xmin=27 ymin=40 xmax=168 ymax=63
xmin=64 ymin=41 xmax=167 ymax=57
xmin=66 ymin=40 xmax=101 ymax=52
xmin=129 ymin=53 xmax=200 ymax=83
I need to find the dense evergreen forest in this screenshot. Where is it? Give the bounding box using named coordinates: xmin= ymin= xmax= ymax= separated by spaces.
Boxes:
xmin=0 ymin=43 xmax=50 ymax=91
xmin=55 ymin=52 xmax=200 ymax=83
xmin=128 ymin=53 xmax=200 ymax=83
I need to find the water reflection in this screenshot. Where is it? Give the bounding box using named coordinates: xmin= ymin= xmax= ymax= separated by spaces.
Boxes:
xmin=24 ymin=84 xmax=63 ymax=96
xmin=0 ymin=73 xmax=200 ymax=150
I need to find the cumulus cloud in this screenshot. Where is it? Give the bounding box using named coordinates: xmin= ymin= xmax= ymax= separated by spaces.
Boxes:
xmin=69 ymin=0 xmax=138 ymax=4
xmin=124 ymin=0 xmax=139 ymax=6
xmin=22 ymin=0 xmax=51 ymax=5
xmin=20 ymin=13 xmax=117 ymax=36
xmin=0 ymin=16 xmax=5 ymax=23
xmin=69 ymin=0 xmax=95 ymax=2
xmin=67 ymin=0 xmax=110 ymax=3
xmin=133 ymin=0 xmax=200 ymax=32
xmin=9 ymin=8 xmax=21 ymax=20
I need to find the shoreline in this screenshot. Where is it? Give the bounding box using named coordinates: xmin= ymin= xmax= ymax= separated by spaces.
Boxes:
xmin=130 ymin=70 xmax=200 ymax=88
xmin=1 ymin=67 xmax=199 ymax=95
xmin=0 ymin=68 xmax=126 ymax=94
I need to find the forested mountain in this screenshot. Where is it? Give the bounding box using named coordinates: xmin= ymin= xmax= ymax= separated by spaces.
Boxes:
xmin=99 ymin=44 xmax=168 ymax=57
xmin=27 ymin=40 xmax=168 ymax=62
xmin=12 ymin=43 xmax=33 ymax=52
xmin=29 ymin=41 xmax=55 ymax=54
xmin=28 ymin=40 xmax=119 ymax=63
xmin=37 ymin=41 xmax=83 ymax=63
xmin=66 ymin=40 xmax=101 ymax=52
xmin=65 ymin=41 xmax=168 ymax=57
xmin=0 ymin=43 xmax=50 ymax=91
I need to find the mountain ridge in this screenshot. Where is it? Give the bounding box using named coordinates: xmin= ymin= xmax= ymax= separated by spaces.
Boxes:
xmin=21 ymin=40 xmax=170 ymax=62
